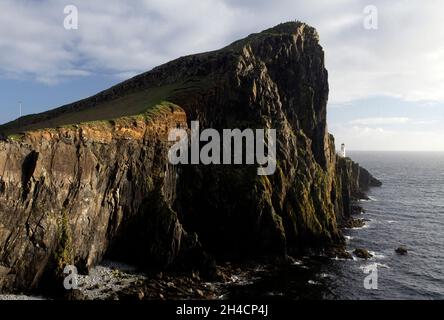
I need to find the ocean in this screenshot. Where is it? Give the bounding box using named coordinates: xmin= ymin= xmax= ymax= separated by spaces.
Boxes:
xmin=329 ymin=151 xmax=444 ymax=299
xmin=227 ymin=151 xmax=444 ymax=300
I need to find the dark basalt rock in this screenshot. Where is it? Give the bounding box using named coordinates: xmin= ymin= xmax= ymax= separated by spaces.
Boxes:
xmin=0 ymin=21 xmax=381 ymax=293
xmin=335 ymin=156 xmax=381 ymax=224
xmin=326 ymin=246 xmax=353 ymax=260
xmin=351 ymin=205 xmax=365 ymax=215
xmin=340 ymin=218 xmax=366 ymax=229
xmin=353 ymin=248 xmax=373 ymax=259
xmin=395 ymin=247 xmax=408 ymax=255
xmin=360 ymin=166 xmax=383 ymax=189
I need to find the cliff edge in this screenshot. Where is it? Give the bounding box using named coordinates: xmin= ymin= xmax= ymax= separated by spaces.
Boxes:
xmin=0 ymin=22 xmax=381 ymax=293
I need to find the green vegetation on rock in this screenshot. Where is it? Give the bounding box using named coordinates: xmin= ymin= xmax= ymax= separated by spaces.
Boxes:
xmin=54 ymin=210 xmax=73 ymax=275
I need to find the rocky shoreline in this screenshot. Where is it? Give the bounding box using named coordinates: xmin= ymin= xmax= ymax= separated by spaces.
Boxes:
xmin=1 ymin=213 xmax=375 ymax=301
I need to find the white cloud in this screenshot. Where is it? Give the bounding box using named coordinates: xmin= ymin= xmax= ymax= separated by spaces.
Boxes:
xmin=349 ymin=117 xmax=410 ymax=125
xmin=1 ymin=0 xmax=444 ymax=106
xmin=322 ymin=0 xmax=444 ymax=104
xmin=0 ymin=0 xmax=243 ymax=83
xmin=331 ymin=124 xmax=444 ymax=151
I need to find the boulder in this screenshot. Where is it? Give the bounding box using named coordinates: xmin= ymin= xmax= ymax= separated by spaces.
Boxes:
xmin=351 ymin=205 xmax=365 ymax=215
xmin=353 ymin=248 xmax=373 ymax=259
xmin=341 ymin=218 xmax=366 ymax=229
xmin=395 ymin=247 xmax=408 ymax=255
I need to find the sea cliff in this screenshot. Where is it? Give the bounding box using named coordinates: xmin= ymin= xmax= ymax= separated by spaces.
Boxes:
xmin=0 ymin=22 xmax=380 ymax=293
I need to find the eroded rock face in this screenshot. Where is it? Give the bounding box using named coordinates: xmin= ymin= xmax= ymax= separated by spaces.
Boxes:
xmin=0 ymin=108 xmax=211 ymax=292
xmin=0 ymin=22 xmax=380 ymax=292
xmin=171 ymin=23 xmax=340 ymax=257
xmin=335 ymin=155 xmax=382 ymax=221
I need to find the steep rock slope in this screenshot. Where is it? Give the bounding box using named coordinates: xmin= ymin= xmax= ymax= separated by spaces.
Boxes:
xmin=0 ymin=22 xmax=380 ymax=292
xmin=0 ymin=107 xmax=211 ymax=292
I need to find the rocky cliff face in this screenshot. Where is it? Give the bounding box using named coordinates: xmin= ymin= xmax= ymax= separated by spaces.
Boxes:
xmin=335 ymin=154 xmax=382 ymax=221
xmin=0 ymin=107 xmax=212 ymax=292
xmin=0 ymin=22 xmax=380 ymax=293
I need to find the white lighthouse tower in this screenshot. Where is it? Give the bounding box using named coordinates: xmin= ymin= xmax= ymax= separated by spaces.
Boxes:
xmin=340 ymin=143 xmax=346 ymax=158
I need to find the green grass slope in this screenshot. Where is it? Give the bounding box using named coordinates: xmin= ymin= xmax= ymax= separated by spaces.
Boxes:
xmin=0 ymin=83 xmax=182 ymax=136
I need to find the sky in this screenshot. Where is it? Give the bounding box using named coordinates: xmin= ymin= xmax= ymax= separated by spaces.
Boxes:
xmin=0 ymin=0 xmax=444 ymax=151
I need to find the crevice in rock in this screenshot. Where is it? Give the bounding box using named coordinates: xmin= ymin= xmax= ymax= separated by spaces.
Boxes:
xmin=21 ymin=151 xmax=39 ymax=201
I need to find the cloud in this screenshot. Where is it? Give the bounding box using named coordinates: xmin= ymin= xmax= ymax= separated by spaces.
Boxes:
xmin=331 ymin=124 xmax=444 ymax=151
xmin=2 ymin=0 xmax=443 ymax=150
xmin=349 ymin=117 xmax=410 ymax=125
xmin=0 ymin=0 xmax=246 ymax=84
xmin=321 ymin=0 xmax=444 ymax=104
xmin=1 ymin=0 xmax=444 ymax=105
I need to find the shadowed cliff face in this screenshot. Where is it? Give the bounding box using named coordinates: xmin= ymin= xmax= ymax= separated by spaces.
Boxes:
xmin=335 ymin=154 xmax=382 ymax=221
xmin=0 ymin=108 xmax=212 ymax=292
xmin=0 ymin=22 xmax=380 ymax=292
xmin=171 ymin=24 xmax=336 ymax=257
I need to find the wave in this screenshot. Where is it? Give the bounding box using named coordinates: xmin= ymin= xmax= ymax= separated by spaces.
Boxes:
xmin=359 ymin=196 xmax=378 ymax=202
xmin=359 ymin=262 xmax=390 ymax=270
xmin=349 ymin=224 xmax=369 ymax=230
xmin=368 ymin=251 xmax=386 ymax=259
xmin=333 ymin=256 xmax=351 ymax=261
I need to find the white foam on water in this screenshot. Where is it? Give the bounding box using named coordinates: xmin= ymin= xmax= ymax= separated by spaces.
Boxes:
xmin=368 ymin=251 xmax=386 ymax=259
xmin=359 ymin=262 xmax=390 ymax=270
xmin=333 ymin=256 xmax=349 ymax=261
xmin=350 ymin=224 xmax=369 ymax=230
